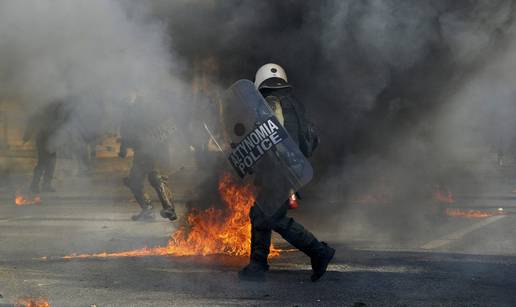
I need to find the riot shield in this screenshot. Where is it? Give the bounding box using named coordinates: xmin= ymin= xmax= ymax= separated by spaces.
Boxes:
xmin=212 ymin=79 xmax=313 ymax=217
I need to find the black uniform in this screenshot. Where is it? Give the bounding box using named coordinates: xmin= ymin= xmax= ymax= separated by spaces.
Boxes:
xmin=24 ymin=101 xmax=68 ymax=193
xmin=119 ymin=103 xmax=177 ymax=221
xmin=240 ymin=86 xmax=334 ymax=282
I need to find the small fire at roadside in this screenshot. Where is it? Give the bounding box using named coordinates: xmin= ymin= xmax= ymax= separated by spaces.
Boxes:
xmin=15 ymin=191 xmax=41 ymax=206
xmin=15 ymin=297 xmax=51 ymax=307
xmin=445 ymin=208 xmax=507 ymax=219
xmin=62 ymin=173 xmax=280 ymax=259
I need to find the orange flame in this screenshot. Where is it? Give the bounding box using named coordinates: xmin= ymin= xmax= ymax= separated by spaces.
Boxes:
xmin=445 ymin=208 xmax=507 ymax=219
xmin=63 ymin=173 xmax=280 ymax=259
xmin=15 ymin=297 xmax=51 ymax=307
xmin=15 ymin=191 xmax=41 ymax=206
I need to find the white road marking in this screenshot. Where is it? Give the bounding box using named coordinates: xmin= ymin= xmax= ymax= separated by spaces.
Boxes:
xmin=272 ymin=263 xmax=423 ymax=273
xmin=420 ymin=215 xmax=507 ymax=250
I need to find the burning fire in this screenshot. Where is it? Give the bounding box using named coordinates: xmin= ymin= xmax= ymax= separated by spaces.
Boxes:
xmin=445 ymin=208 xmax=507 ymax=219
xmin=63 ymin=173 xmax=279 ymax=259
xmin=433 ymin=185 xmax=455 ymax=204
xmin=15 ymin=297 xmax=51 ymax=307
xmin=15 ymin=191 xmax=41 ymax=206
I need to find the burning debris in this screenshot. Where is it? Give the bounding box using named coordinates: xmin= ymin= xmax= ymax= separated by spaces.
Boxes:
xmin=15 ymin=191 xmax=41 ymax=206
xmin=62 ymin=173 xmax=279 ymax=259
xmin=15 ymin=297 xmax=51 ymax=307
xmin=432 ymin=186 xmax=508 ymax=218
xmin=445 ymin=208 xmax=508 ymax=219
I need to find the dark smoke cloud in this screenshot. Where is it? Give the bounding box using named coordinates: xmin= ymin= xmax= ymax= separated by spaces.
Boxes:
xmin=150 ymin=0 xmax=515 ymax=172
xmin=1 ymin=0 xmax=516 ymax=234
xmin=148 ymin=0 xmax=516 ymax=240
xmin=3 ymin=0 xmax=512 ymax=172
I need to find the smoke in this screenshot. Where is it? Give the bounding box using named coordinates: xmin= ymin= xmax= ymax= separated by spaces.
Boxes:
xmin=147 ymin=0 xmax=512 ymax=161
xmin=0 ymin=0 xmax=187 ymax=142
xmin=146 ymin=0 xmax=516 ymax=243
xmin=2 ymin=0 xmax=516 ymax=247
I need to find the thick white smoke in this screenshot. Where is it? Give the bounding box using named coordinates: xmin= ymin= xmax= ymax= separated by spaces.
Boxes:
xmin=0 ymin=0 xmax=186 ymax=128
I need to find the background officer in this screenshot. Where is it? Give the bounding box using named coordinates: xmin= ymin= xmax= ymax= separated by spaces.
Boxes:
xmin=23 ymin=100 xmax=69 ymax=193
xmin=119 ymin=96 xmax=177 ymax=222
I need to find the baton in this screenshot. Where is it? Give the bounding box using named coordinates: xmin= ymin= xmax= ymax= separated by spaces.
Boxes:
xmin=203 ymin=122 xmax=224 ymax=152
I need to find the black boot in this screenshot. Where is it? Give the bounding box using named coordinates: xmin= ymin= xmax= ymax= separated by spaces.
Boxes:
xmin=274 ymin=217 xmax=334 ymax=282
xmin=309 ymin=241 xmax=335 ymax=282
xmin=131 ymin=192 xmax=155 ymax=222
xmin=160 ymin=208 xmax=177 ymax=221
xmin=149 ymin=172 xmax=177 ymax=221
xmin=239 ymin=208 xmax=271 ymax=281
xmin=238 ymin=261 xmax=269 ymax=281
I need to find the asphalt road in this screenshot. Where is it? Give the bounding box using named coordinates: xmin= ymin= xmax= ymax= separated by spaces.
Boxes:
xmin=0 ymin=151 xmax=515 ymax=306
xmin=0 ymin=188 xmax=516 ymax=307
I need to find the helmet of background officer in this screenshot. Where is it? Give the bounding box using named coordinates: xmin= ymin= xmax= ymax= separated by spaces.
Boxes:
xmin=254 ymin=63 xmax=292 ymax=90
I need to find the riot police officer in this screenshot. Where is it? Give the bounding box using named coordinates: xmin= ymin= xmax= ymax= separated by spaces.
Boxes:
xmin=119 ymin=97 xmax=177 ymax=222
xmin=239 ymin=63 xmax=335 ymax=282
xmin=23 ymin=100 xmax=68 ymax=193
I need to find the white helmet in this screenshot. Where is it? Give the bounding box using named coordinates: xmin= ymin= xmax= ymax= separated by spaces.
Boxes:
xmin=254 ymin=63 xmax=290 ymax=90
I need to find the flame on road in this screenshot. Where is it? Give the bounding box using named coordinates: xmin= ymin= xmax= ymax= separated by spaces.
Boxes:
xmin=15 ymin=191 xmax=41 ymax=206
xmin=445 ymin=208 xmax=507 ymax=218
xmin=63 ymin=173 xmax=280 ymax=259
xmin=15 ymin=297 xmax=51 ymax=307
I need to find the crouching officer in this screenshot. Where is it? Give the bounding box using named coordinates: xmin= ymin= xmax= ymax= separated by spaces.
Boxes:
xmin=239 ymin=63 xmax=335 ymax=282
xmin=119 ymin=99 xmax=177 ymax=222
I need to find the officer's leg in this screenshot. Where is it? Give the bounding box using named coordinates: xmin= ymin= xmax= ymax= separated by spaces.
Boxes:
xmin=239 ymin=205 xmax=272 ymax=281
xmin=272 ymin=202 xmax=335 ymax=282
xmin=148 ymin=170 xmax=177 ymax=221
xmin=126 ymin=154 xmax=154 ymax=221
xmin=30 ymin=136 xmax=47 ymax=193
xmin=41 ymin=150 xmax=57 ymax=192
xmin=76 ymin=141 xmax=91 ymax=174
